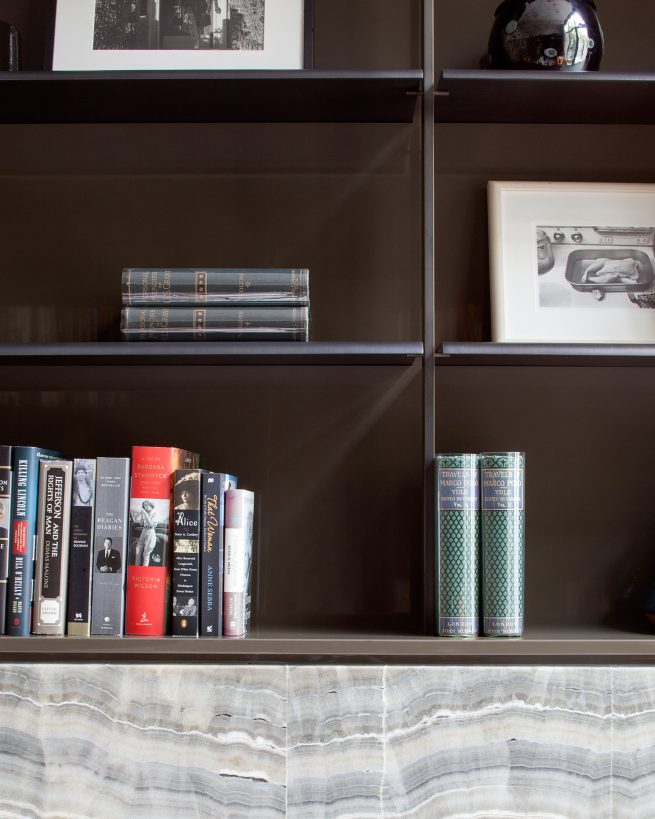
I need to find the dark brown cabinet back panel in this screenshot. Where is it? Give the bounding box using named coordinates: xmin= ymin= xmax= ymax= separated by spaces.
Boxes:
xmin=0 ymin=123 xmax=421 ymax=343
xmin=434 ymin=123 xmax=655 ymax=343
xmin=436 ymin=364 xmax=655 ymax=631
xmin=0 ymin=0 xmax=55 ymax=70
xmin=314 ymin=0 xmax=420 ymax=69
xmin=0 ymin=363 xmax=423 ymax=631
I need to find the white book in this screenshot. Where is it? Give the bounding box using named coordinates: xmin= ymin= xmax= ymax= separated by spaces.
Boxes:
xmin=223 ymin=489 xmax=255 ymax=638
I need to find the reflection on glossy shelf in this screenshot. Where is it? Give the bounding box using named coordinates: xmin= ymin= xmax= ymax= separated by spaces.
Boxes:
xmin=437 ymin=342 xmax=655 ymax=366
xmin=0 ymin=341 xmax=424 ymax=366
xmin=436 ymin=69 xmax=655 ymax=124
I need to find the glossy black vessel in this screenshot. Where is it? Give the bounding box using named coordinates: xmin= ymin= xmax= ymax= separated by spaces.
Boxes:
xmin=487 ymin=0 xmax=603 ymax=71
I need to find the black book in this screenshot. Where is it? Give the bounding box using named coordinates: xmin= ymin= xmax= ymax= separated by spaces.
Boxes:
xmin=120 ymin=305 xmax=309 ymax=341
xmin=66 ymin=459 xmax=96 ymax=636
xmin=172 ymin=469 xmax=202 ymax=637
xmin=122 ymin=268 xmax=310 ymax=306
xmin=200 ymin=472 xmax=237 ymax=637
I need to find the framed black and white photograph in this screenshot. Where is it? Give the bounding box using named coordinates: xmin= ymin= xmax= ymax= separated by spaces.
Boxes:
xmin=488 ymin=181 xmax=655 ymax=343
xmin=53 ymin=0 xmax=311 ymax=70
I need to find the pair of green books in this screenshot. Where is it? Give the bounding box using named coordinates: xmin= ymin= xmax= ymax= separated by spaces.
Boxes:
xmin=435 ymin=452 xmax=525 ymax=638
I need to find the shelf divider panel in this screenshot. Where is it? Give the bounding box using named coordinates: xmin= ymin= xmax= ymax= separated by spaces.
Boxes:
xmin=0 ymin=70 xmax=422 ymax=124
xmin=0 ymin=341 xmax=423 ymax=366
xmin=437 ymin=69 xmax=655 ymax=124
xmin=438 ymin=341 xmax=655 ymax=367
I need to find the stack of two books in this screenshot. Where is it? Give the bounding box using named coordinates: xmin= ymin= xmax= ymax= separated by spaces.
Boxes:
xmin=121 ymin=267 xmax=310 ymax=341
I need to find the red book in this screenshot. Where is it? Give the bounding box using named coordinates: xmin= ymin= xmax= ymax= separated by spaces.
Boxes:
xmin=125 ymin=446 xmax=199 ymax=636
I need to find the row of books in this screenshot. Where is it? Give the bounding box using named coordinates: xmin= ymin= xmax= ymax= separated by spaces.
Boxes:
xmin=0 ymin=445 xmax=255 ymax=638
xmin=435 ymin=451 xmax=525 ymax=638
xmin=120 ymin=267 xmax=311 ymax=341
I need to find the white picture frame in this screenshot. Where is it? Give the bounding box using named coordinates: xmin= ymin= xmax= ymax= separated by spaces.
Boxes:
xmin=488 ymin=181 xmax=655 ymax=343
xmin=53 ymin=0 xmax=308 ymax=71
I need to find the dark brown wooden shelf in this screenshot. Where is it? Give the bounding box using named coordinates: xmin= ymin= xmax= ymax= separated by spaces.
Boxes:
xmin=437 ymin=342 xmax=655 ymax=367
xmin=0 ymin=341 xmax=423 ymax=366
xmin=0 ymin=70 xmax=422 ymax=124
xmin=436 ymin=69 xmax=655 ymax=124
xmin=0 ymin=626 xmax=652 ymax=664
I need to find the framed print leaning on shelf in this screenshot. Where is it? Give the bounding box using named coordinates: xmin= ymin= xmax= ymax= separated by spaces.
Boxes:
xmin=53 ymin=0 xmax=313 ymax=70
xmin=488 ymin=181 xmax=655 ymax=343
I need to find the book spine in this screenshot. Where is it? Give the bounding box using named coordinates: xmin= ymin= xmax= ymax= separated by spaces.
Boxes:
xmin=122 ymin=268 xmax=310 ymax=306
xmin=200 ymin=472 xmax=238 ymax=637
xmin=120 ymin=306 xmax=309 ymax=341
xmin=171 ymin=469 xmax=202 ymax=637
xmin=223 ymin=489 xmax=255 ymax=638
xmin=6 ymin=447 xmax=61 ymax=637
xmin=481 ymin=452 xmax=525 ymax=637
xmin=436 ymin=453 xmax=480 ymax=637
xmin=33 ymin=460 xmax=73 ymax=635
xmin=66 ymin=459 xmax=96 ymax=636
xmin=0 ymin=445 xmax=12 ymax=634
xmin=90 ymin=457 xmax=130 ymax=636
xmin=125 ymin=446 xmax=199 ymax=637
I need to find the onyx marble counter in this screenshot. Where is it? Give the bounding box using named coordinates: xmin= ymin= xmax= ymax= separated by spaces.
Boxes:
xmin=0 ymin=664 xmax=648 ymax=817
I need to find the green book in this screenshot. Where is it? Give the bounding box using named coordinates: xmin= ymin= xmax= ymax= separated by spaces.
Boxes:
xmin=481 ymin=452 xmax=525 ymax=637
xmin=436 ymin=453 xmax=480 ymax=637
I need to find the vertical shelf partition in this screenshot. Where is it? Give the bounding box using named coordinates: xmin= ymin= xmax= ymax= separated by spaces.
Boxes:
xmin=422 ymin=0 xmax=436 ymax=635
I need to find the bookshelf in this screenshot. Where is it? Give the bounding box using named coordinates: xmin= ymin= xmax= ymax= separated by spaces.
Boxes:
xmin=1 ymin=0 xmax=655 ymax=661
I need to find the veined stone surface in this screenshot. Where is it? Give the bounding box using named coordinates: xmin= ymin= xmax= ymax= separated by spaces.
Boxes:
xmin=0 ymin=664 xmax=287 ymax=818
xmin=612 ymin=667 xmax=655 ymax=819
xmin=383 ymin=666 xmax=612 ymax=818
xmin=0 ymin=664 xmax=650 ymax=818
xmin=287 ymin=666 xmax=384 ymax=819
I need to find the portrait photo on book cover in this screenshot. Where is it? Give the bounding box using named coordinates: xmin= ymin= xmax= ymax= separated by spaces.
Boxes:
xmin=489 ymin=181 xmax=655 ymax=343
xmin=128 ymin=497 xmax=170 ymax=567
xmin=0 ymin=499 xmax=7 ymax=541
xmin=53 ymin=0 xmax=311 ymax=70
xmin=174 ymin=473 xmax=200 ymax=510
xmin=72 ymin=459 xmax=95 ymax=507
xmin=96 ymin=536 xmax=122 ymax=573
xmin=173 ymin=594 xmax=198 ymax=616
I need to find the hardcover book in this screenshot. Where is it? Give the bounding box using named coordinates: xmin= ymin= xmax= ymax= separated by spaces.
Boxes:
xmin=6 ymin=446 xmax=61 ymax=637
xmin=122 ymin=268 xmax=310 ymax=306
xmin=90 ymin=457 xmax=130 ymax=637
xmin=172 ymin=469 xmax=202 ymax=637
xmin=480 ymin=451 xmax=525 ymax=637
xmin=223 ymin=488 xmax=255 ymax=638
xmin=436 ymin=453 xmax=480 ymax=637
xmin=200 ymin=471 xmax=237 ymax=637
xmin=33 ymin=460 xmax=73 ymax=635
xmin=0 ymin=445 xmax=12 ymax=634
xmin=66 ymin=458 xmax=96 ymax=636
xmin=120 ymin=305 xmax=310 ymax=341
xmin=125 ymin=446 xmax=200 ymax=637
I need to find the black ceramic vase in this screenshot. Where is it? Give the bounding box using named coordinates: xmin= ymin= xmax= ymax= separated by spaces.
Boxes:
xmin=487 ymin=0 xmax=603 ymax=71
